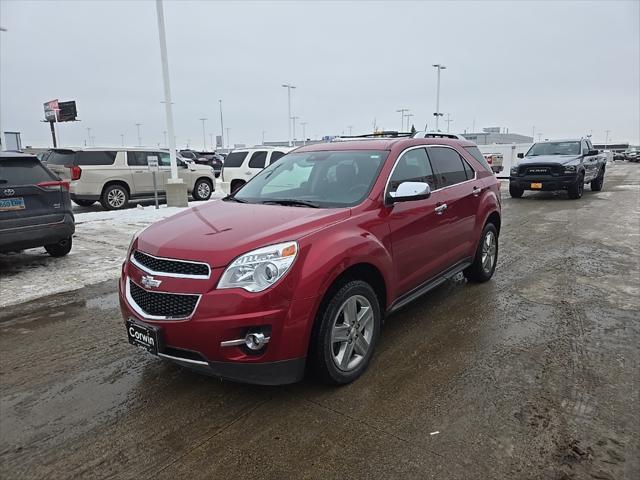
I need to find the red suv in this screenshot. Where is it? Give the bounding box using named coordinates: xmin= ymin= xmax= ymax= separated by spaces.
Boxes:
xmin=120 ymin=135 xmax=501 ymax=385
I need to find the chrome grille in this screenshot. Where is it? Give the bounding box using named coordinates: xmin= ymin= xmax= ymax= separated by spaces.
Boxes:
xmin=132 ymin=250 xmax=210 ymax=278
xmin=128 ymin=279 xmax=199 ymax=319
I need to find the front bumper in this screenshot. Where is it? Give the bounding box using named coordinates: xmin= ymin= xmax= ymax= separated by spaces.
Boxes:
xmin=119 ymin=261 xmax=317 ymax=385
xmin=0 ymin=213 xmax=75 ymax=252
xmin=510 ymin=174 xmax=578 ymax=191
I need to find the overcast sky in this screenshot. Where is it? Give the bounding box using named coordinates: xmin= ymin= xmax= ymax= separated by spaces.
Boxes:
xmin=1 ymin=0 xmax=638 ymax=149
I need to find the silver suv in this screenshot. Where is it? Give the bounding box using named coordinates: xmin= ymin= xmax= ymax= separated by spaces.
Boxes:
xmin=46 ymin=147 xmax=215 ymax=210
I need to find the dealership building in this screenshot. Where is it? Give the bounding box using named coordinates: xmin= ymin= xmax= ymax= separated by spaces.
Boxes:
xmin=461 ymin=127 xmax=533 ymax=145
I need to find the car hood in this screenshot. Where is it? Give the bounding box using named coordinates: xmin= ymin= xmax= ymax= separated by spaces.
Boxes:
xmin=519 ymin=155 xmax=581 ymax=166
xmin=136 ymin=200 xmax=350 ymax=267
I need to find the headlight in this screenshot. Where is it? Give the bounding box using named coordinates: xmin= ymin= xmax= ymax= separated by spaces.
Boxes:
xmin=218 ymin=241 xmax=298 ymax=292
xmin=510 ymin=166 xmax=518 ymax=174
xmin=564 ymin=165 xmax=577 ymax=174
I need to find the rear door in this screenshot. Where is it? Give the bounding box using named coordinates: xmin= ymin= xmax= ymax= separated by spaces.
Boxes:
xmin=268 ymin=150 xmax=287 ymax=166
xmin=127 ymin=151 xmax=160 ymax=194
xmin=221 ymin=151 xmax=249 ymax=183
xmin=427 ymin=146 xmax=479 ymax=265
xmin=0 ymin=157 xmax=66 ymax=229
xmin=45 ymin=149 xmax=77 ymax=180
xmin=247 ymin=150 xmax=268 ymax=178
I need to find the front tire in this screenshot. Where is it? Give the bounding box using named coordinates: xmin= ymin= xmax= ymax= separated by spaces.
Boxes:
xmin=44 ymin=236 xmax=72 ymax=257
xmin=464 ymin=223 xmax=498 ymax=283
xmin=309 ymin=280 xmax=381 ymax=385
xmin=590 ymin=168 xmax=604 ymax=191
xmin=509 ymin=184 xmax=524 ymax=198
xmin=567 ymin=174 xmax=584 ymax=199
xmin=193 ymin=178 xmax=213 ymax=201
xmin=101 ymin=184 xmax=129 ymax=210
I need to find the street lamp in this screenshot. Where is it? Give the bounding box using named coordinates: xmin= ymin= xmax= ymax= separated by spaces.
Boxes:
xmin=301 ymin=122 xmax=308 ymax=145
xmin=120 ymin=133 xmax=125 ymax=146
xmin=86 ymin=127 xmax=92 ymax=147
xmin=226 ymin=127 xmax=230 ymax=149
xmin=199 ymin=118 xmax=207 ymax=151
xmin=262 ymin=130 xmax=266 ymax=145
xmin=432 ymin=64 xmax=446 ymax=131
xmin=291 ymin=116 xmax=299 ymax=145
xmin=396 ymin=108 xmax=409 ymax=131
xmin=405 ymin=114 xmax=414 ymax=132
xmin=218 ymin=99 xmax=224 ymax=150
xmin=135 ymin=123 xmax=142 ymax=146
xmin=347 ymin=125 xmax=353 ymax=136
xmin=282 ymin=84 xmax=296 ymax=146
xmin=605 ymin=130 xmax=611 ymax=149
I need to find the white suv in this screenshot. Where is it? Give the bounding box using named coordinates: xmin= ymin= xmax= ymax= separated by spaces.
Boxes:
xmin=220 ymin=146 xmax=292 ymax=194
xmin=46 ymin=147 xmax=216 ymax=210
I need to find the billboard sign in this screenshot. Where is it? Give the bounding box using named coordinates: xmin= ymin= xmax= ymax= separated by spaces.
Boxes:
xmin=215 ymin=135 xmax=223 ymax=148
xmin=43 ymin=99 xmax=59 ymax=121
xmin=58 ymin=101 xmax=78 ymax=122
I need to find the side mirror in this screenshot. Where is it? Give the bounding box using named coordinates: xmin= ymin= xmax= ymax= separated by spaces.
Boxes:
xmin=188 ymin=162 xmax=197 ymax=171
xmin=587 ymin=149 xmax=599 ymax=156
xmin=389 ymin=182 xmax=431 ymax=202
xmin=517 ymin=153 xmax=524 ymax=159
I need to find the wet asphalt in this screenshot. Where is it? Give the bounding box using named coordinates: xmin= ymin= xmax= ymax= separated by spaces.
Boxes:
xmin=1 ymin=162 xmax=638 ymax=480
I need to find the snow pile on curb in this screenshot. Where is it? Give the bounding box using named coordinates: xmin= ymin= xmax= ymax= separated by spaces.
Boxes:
xmin=0 ymin=194 xmax=224 ymax=308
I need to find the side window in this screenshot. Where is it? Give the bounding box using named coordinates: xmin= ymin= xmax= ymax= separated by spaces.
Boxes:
xmin=269 ymin=151 xmax=285 ymax=164
xmin=462 ymin=159 xmax=475 ymax=180
xmin=158 ymin=152 xmax=171 ymax=167
xmin=427 ymin=147 xmax=468 ymax=188
xmin=75 ymin=151 xmax=117 ymax=166
xmin=223 ymin=151 xmax=248 ymax=167
xmin=127 ymin=151 xmax=149 ymax=166
xmin=463 ymin=146 xmax=493 ymax=174
xmin=248 ymin=151 xmax=268 ymax=168
xmin=388 ymin=148 xmax=436 ymax=194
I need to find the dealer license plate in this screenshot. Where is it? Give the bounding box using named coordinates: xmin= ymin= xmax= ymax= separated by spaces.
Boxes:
xmin=0 ymin=197 xmax=25 ymax=211
xmin=530 ymin=183 xmax=542 ymax=189
xmin=126 ymin=319 xmax=160 ymax=355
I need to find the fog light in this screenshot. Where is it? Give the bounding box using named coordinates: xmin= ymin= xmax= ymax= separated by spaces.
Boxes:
xmin=245 ymin=332 xmax=270 ymax=350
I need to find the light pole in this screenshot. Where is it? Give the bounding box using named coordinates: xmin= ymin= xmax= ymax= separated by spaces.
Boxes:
xmin=282 ymin=84 xmax=296 ymax=146
xmin=199 ymin=118 xmax=207 ymax=151
xmin=347 ymin=125 xmax=353 ymax=136
xmin=445 ymin=113 xmax=453 ymax=133
xmin=135 ymin=123 xmax=142 ymax=146
xmin=163 ymin=130 xmax=167 ymax=147
xmin=291 ymin=116 xmax=299 ymax=145
xmin=218 ymin=99 xmax=224 ymax=150
xmin=120 ymin=133 xmax=125 ymax=146
xmin=262 ymin=130 xmax=266 ymax=144
xmin=532 ymin=126 xmax=535 ymax=142
xmin=86 ymin=127 xmax=92 ymax=147
xmin=209 ymin=133 xmax=214 ymax=149
xmin=396 ymin=108 xmax=409 ymax=131
xmin=604 ymin=130 xmax=611 ymax=148
xmin=432 ymin=64 xmax=446 ymax=131
xmin=226 ymin=128 xmax=230 ymax=149
xmin=301 ymin=122 xmax=308 ymax=145
xmin=156 ymin=0 xmax=184 ymax=205
xmin=405 ymin=114 xmax=414 ymax=131
xmin=538 ymin=133 xmax=543 ymax=142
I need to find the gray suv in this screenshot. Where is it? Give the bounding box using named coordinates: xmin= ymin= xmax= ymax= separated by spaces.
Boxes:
xmin=46 ymin=147 xmax=216 ymax=210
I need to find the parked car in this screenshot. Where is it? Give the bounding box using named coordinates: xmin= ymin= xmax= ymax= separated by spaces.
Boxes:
xmin=220 ymin=146 xmax=291 ymax=194
xmin=509 ymin=138 xmax=606 ymax=199
xmin=482 ymin=152 xmax=504 ymax=174
xmin=45 ymin=147 xmax=215 ymax=210
xmin=196 ymin=151 xmax=224 ymax=177
xmin=0 ymin=152 xmax=75 ymax=256
xmin=625 ymin=148 xmax=639 ymax=162
xmin=120 ymin=136 xmax=501 ymax=385
xmin=613 ymin=151 xmax=626 ymax=161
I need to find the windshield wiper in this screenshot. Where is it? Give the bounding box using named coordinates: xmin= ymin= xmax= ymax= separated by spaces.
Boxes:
xmin=261 ymin=199 xmax=320 ymax=208
xmin=223 ymin=195 xmax=249 ymax=203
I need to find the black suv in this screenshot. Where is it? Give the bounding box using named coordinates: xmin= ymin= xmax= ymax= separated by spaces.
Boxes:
xmin=0 ymin=152 xmax=75 ymax=256
xmin=509 ymin=138 xmax=606 ymax=199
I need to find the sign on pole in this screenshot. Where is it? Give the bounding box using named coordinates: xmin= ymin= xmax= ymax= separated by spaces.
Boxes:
xmin=215 ymin=135 xmax=223 ymax=148
xmin=147 ymin=155 xmax=160 ymax=209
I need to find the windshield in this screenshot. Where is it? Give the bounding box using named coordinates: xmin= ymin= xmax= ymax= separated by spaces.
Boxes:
xmin=526 ymin=142 xmax=580 ymax=156
xmin=232 ymin=150 xmax=388 ymax=208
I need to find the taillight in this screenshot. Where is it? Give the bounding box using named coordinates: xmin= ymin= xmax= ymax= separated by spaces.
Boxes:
xmin=38 ymin=180 xmax=70 ymax=191
xmin=68 ymin=165 xmax=82 ymax=180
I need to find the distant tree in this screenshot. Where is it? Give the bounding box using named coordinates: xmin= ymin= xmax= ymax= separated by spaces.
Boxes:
xmin=410 ymin=124 xmax=417 ymax=135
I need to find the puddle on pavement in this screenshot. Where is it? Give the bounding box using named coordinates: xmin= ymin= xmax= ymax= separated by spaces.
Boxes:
xmin=86 ymin=292 xmax=120 ymax=311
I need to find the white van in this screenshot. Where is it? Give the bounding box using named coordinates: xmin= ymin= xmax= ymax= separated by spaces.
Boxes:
xmin=220 ymin=146 xmax=292 ymax=194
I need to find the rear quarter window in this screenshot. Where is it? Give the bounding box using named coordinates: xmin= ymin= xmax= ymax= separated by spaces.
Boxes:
xmin=46 ymin=150 xmax=76 ymax=165
xmin=463 ymin=146 xmax=493 ymax=174
xmin=75 ymin=151 xmax=117 ymax=166
xmin=0 ymin=159 xmax=56 ymax=185
xmin=224 ymin=151 xmax=249 ymax=168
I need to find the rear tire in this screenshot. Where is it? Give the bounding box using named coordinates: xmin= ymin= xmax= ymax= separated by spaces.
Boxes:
xmin=193 ymin=178 xmax=213 ymax=201
xmin=509 ymin=184 xmax=524 ymax=198
xmin=45 ymin=237 xmax=72 ymax=257
xmin=309 ymin=280 xmax=381 ymax=385
xmin=101 ymin=184 xmax=129 ymax=210
xmin=73 ymin=199 xmax=95 ymax=207
xmin=464 ymin=223 xmax=498 ymax=283
xmin=567 ymin=174 xmax=584 ymax=199
xmin=590 ymin=168 xmax=604 ymax=191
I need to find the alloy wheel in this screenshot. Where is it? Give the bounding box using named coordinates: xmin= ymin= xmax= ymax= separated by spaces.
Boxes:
xmin=330 ymin=295 xmax=374 ymax=372
xmin=197 ymin=182 xmax=210 ymax=199
xmin=108 ymin=188 xmax=126 ymax=208
xmin=481 ymin=231 xmax=497 ymax=274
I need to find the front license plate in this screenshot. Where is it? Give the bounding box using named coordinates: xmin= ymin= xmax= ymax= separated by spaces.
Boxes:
xmin=530 ymin=183 xmax=542 ymax=189
xmin=0 ymin=197 xmax=25 ymax=211
xmin=126 ymin=319 xmax=160 ymax=355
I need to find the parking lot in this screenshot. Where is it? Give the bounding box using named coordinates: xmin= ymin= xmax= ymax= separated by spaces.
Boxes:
xmin=0 ymin=161 xmax=638 ymax=480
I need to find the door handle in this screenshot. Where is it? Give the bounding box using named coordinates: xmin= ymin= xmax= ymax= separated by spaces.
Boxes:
xmin=434 ymin=203 xmax=448 ymax=215
xmin=245 ymin=172 xmax=253 ymax=176
xmin=134 ymin=170 xmax=144 ymax=173
xmin=472 ymin=186 xmax=482 ymax=197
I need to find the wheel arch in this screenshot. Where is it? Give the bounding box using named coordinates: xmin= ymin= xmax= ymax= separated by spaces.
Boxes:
xmin=101 ymin=179 xmax=131 ymax=196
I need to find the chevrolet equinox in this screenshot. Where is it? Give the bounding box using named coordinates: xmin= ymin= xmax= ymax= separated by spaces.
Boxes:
xmin=120 ymin=136 xmax=501 ymax=385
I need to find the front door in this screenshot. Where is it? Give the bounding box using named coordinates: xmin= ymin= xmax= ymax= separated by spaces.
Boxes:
xmin=128 ymin=151 xmax=164 ymax=194
xmin=386 ymin=147 xmax=452 ymax=296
